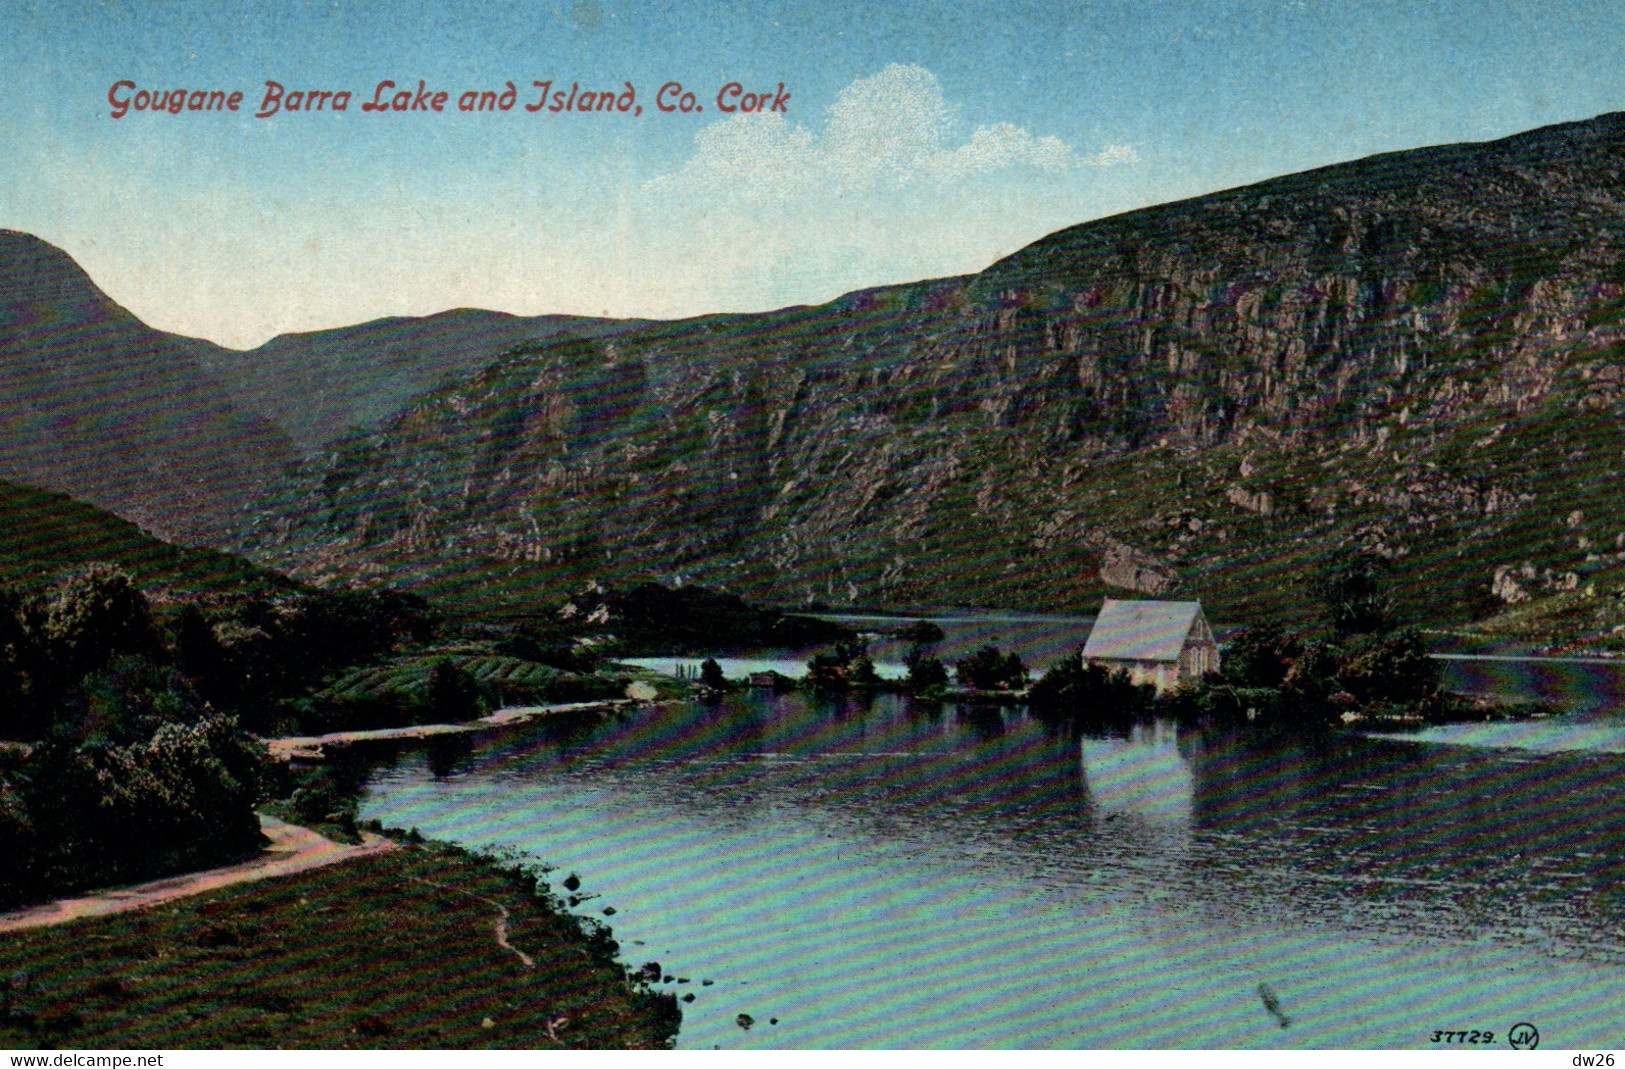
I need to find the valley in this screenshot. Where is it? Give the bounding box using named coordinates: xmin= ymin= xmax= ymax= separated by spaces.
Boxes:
xmin=10 ymin=107 xmax=1625 ymax=1049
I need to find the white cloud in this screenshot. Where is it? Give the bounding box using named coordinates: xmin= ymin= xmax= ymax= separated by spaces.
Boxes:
xmin=1085 ymin=143 xmax=1142 ymax=167
xmin=649 ymin=63 xmax=1135 ymax=200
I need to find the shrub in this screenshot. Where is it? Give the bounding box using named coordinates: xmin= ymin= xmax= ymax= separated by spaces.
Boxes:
xmin=1221 ymin=625 xmax=1302 ymax=688
xmin=1029 ymin=656 xmax=1152 ymax=723
xmin=426 ymin=659 xmax=483 ymax=721
xmin=1337 ymin=627 xmax=1439 ymax=705
xmin=1281 ymin=640 xmax=1342 ymax=707
xmin=6 ymin=711 xmax=266 ymax=908
xmin=903 ymin=648 xmax=949 ymax=692
xmin=954 ymin=645 xmax=1027 ymax=690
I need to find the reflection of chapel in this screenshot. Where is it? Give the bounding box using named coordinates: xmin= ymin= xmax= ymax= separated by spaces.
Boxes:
xmin=1080 ymin=599 xmax=1220 ymax=693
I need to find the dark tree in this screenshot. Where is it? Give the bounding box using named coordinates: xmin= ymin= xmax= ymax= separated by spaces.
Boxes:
xmin=954 ymin=644 xmax=1026 ymax=690
xmin=699 ymin=657 xmax=726 ymax=689
xmin=904 ymin=647 xmax=949 ymax=692
xmin=426 ymin=659 xmax=482 ymax=722
xmin=173 ymin=604 xmax=231 ymax=707
xmin=1221 ymin=625 xmax=1302 ymax=688
xmin=43 ymin=564 xmax=158 ymax=679
xmin=1315 ymin=548 xmax=1394 ymax=636
xmin=1001 ymin=652 xmax=1029 ymax=690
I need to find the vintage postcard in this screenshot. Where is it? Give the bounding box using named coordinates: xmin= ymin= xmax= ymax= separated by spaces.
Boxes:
xmin=1 ymin=0 xmax=1623 ymax=1054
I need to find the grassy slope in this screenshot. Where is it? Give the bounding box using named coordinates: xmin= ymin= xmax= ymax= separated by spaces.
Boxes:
xmin=0 ymin=841 xmax=678 ymax=1049
xmin=0 ymin=479 xmax=290 ymax=598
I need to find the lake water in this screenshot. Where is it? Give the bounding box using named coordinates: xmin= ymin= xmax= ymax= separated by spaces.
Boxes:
xmin=360 ymin=686 xmax=1625 ymax=1048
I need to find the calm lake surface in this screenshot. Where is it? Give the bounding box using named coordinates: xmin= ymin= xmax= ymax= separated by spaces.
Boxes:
xmin=360 ymin=615 xmax=1625 ymax=1048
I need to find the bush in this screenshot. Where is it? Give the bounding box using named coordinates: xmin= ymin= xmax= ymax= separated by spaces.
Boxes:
xmin=1281 ymin=640 xmax=1342 ymax=708
xmin=1337 ymin=627 xmax=1439 ymax=705
xmin=4 ymin=711 xmax=266 ymax=909
xmin=1221 ymin=626 xmax=1301 ymax=688
xmin=1029 ymin=656 xmax=1152 ymax=723
xmin=954 ymin=645 xmax=1027 ymax=690
xmin=903 ymin=648 xmax=949 ymax=692
xmin=52 ymin=656 xmax=205 ymax=746
xmin=426 ymin=659 xmax=482 ymax=721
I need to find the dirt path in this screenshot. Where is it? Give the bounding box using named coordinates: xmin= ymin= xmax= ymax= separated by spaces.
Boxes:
xmin=408 ymin=875 xmax=535 ymax=968
xmin=0 ymin=814 xmax=396 ymax=934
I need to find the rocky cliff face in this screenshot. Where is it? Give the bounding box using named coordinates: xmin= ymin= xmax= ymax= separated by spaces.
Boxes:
xmin=245 ymin=111 xmax=1625 ymax=635
xmin=0 ymin=231 xmax=297 ymax=547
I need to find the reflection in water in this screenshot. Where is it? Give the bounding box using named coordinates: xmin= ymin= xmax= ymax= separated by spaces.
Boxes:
xmin=1080 ymin=720 xmax=1194 ymax=826
xmin=424 ymin=733 xmax=473 ymax=778
xmin=362 ymin=690 xmax=1625 ymax=1049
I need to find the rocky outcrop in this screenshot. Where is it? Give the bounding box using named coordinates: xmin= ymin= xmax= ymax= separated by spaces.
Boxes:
xmin=1097 ymin=541 xmax=1176 ymax=595
xmin=1493 ymin=565 xmax=1532 ymax=604
xmin=1226 ymin=485 xmax=1274 ymax=516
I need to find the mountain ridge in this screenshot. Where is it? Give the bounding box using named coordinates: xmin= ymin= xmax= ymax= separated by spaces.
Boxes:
xmin=235 ymin=108 xmax=1625 ymax=644
xmin=13 ymin=110 xmax=1625 ymax=644
xmin=0 ymin=229 xmax=297 ymax=547
xmin=0 ymin=231 xmax=646 ymax=547
xmin=195 ymin=307 xmax=649 ymax=454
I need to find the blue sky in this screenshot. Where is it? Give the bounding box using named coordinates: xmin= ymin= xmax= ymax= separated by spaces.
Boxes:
xmin=3 ymin=0 xmax=1624 ymax=348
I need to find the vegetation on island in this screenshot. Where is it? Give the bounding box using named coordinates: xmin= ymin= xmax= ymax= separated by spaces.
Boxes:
xmin=795 ymin=639 xmax=1027 ymax=698
xmin=952 ymin=644 xmax=1029 ymax=692
xmin=903 ymin=647 xmax=950 ymax=693
xmin=1026 ymin=548 xmax=1550 ymax=730
xmin=805 ymin=640 xmax=882 ymax=690
xmin=878 ymin=620 xmax=945 ymax=644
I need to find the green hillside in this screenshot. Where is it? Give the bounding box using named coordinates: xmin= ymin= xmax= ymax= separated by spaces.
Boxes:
xmin=0 ymin=479 xmax=290 ymax=598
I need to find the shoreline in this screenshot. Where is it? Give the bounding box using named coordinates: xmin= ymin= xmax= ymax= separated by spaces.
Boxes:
xmin=263 ymin=698 xmax=644 ymax=762
xmin=0 ymin=836 xmax=681 ymax=1048
xmin=0 ymin=813 xmax=395 ymax=934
